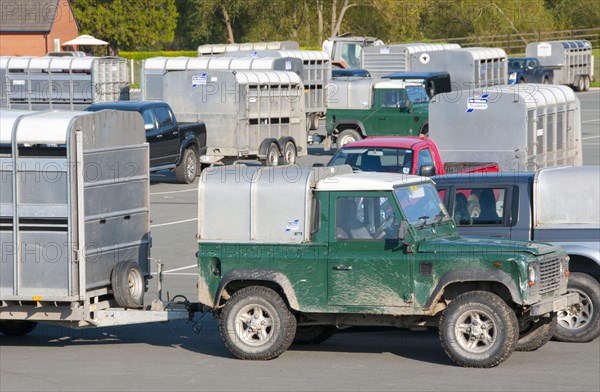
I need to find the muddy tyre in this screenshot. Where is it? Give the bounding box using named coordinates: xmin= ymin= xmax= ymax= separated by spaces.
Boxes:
xmin=175 ymin=148 xmax=199 ymax=184
xmin=220 ymin=286 xmax=296 ymax=360
xmin=439 ymin=291 xmax=518 ymax=368
xmin=111 ymin=261 xmax=144 ymax=309
xmin=515 ymin=314 xmax=557 ymax=352
xmin=554 ymin=272 xmax=600 ymax=343
xmin=293 ymin=326 xmax=336 ymax=345
xmin=0 ymin=320 xmax=37 ymax=336
xmin=337 ymin=129 xmax=362 ymax=147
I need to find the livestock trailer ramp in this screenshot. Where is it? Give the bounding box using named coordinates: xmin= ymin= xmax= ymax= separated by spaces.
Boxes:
xmin=0 ymin=56 xmax=130 ymax=111
xmin=0 ymin=109 xmax=188 ymax=332
xmin=140 ymin=56 xmax=303 ymax=100
xmin=430 ymin=84 xmax=582 ymax=172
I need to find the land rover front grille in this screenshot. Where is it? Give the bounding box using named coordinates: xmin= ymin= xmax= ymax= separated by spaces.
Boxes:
xmin=539 ymin=256 xmax=562 ymax=294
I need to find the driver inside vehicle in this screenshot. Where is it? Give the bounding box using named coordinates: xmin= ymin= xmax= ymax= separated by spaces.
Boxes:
xmin=336 ymin=196 xmax=398 ymax=240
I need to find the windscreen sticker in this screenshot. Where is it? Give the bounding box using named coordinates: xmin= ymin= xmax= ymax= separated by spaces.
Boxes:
xmin=192 ymin=73 xmax=207 ymax=87
xmin=466 ymin=93 xmax=489 ymax=112
xmin=285 ymin=219 xmax=300 ymax=232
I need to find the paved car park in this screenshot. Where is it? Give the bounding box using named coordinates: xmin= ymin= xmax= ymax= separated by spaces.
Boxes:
xmin=1 ymin=90 xmax=598 ymax=391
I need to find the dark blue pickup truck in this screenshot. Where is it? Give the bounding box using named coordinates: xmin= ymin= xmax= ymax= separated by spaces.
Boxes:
xmin=433 ymin=166 xmax=600 ymax=344
xmin=86 ymin=101 xmax=207 ymax=184
xmin=508 ymin=57 xmax=554 ymax=84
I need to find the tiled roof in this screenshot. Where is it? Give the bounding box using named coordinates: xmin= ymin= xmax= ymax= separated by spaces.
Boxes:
xmin=0 ymin=0 xmax=60 ymax=33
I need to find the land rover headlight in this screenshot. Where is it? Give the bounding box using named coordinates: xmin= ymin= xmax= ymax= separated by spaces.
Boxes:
xmin=528 ymin=263 xmax=538 ymax=288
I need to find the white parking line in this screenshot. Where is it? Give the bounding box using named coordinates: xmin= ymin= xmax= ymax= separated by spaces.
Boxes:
xmin=583 ymin=135 xmax=600 ymax=140
xmin=162 ymin=264 xmax=196 ymax=273
xmin=582 ymin=119 xmax=600 ymax=124
xmin=150 ymin=188 xmax=197 ymax=195
xmin=151 ymin=218 xmax=197 ymax=228
xmin=150 ymin=272 xmax=197 ymax=276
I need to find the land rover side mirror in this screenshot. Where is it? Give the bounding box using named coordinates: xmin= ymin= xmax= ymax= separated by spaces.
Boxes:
xmin=397 ymin=220 xmax=409 ymax=241
xmin=419 ymin=165 xmax=436 ymax=177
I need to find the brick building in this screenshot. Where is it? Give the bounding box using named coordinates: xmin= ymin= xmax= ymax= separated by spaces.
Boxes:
xmin=0 ymin=0 xmax=79 ymax=56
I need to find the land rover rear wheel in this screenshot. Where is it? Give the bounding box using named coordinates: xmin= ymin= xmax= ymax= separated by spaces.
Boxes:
xmin=0 ymin=320 xmax=38 ymax=336
xmin=554 ymin=272 xmax=600 ymax=343
xmin=337 ymin=129 xmax=362 ymax=147
xmin=515 ymin=314 xmax=557 ymax=351
xmin=293 ymin=326 xmax=336 ymax=345
xmin=439 ymin=291 xmax=518 ymax=368
xmin=220 ymin=286 xmax=296 ymax=360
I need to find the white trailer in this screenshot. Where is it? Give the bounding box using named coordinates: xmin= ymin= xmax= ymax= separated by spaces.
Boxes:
xmin=162 ymin=69 xmax=307 ymax=166
xmin=361 ymin=43 xmax=461 ymax=78
xmin=197 ymin=41 xmax=299 ymax=56
xmin=0 ymin=56 xmax=129 ymax=110
xmin=526 ymin=40 xmax=594 ymax=91
xmin=0 ymin=109 xmax=189 ymax=335
xmin=140 ymin=56 xmax=303 ymax=100
xmin=225 ymin=50 xmax=331 ymax=130
xmin=430 ymin=84 xmax=582 ymax=172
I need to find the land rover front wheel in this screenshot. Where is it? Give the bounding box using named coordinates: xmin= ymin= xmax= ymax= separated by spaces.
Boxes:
xmin=220 ymin=286 xmax=296 ymax=360
xmin=0 ymin=320 xmax=38 ymax=336
xmin=515 ymin=313 xmax=557 ymax=351
xmin=554 ymin=272 xmax=600 ymax=343
xmin=439 ymin=291 xmax=518 ymax=368
xmin=337 ymin=129 xmax=362 ymax=147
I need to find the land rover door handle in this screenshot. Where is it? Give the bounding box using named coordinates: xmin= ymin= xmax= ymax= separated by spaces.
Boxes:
xmin=333 ymin=265 xmax=352 ymax=271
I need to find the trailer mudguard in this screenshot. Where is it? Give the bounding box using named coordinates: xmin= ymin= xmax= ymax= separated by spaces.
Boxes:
xmin=258 ymin=138 xmax=279 ymax=158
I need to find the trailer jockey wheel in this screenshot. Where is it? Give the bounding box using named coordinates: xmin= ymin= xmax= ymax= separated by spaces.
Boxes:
xmin=111 ymin=261 xmax=145 ymax=309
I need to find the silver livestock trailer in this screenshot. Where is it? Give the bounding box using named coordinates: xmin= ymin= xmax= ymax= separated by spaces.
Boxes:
xmin=140 ymin=56 xmax=303 ymax=101
xmin=412 ymin=47 xmax=508 ymax=89
xmin=225 ymin=50 xmax=331 ymax=130
xmin=197 ymin=41 xmax=299 ymax=56
xmin=361 ymin=43 xmax=461 ymax=78
xmin=0 ymin=109 xmax=189 ymax=334
xmin=162 ymin=69 xmax=307 ymax=166
xmin=430 ymin=84 xmax=582 ymax=172
xmin=526 ymin=40 xmax=594 ymax=91
xmin=0 ymin=56 xmax=129 ymax=110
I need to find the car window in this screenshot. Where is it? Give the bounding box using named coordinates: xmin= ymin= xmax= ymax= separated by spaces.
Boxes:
xmin=417 ymin=148 xmax=434 ymax=173
xmin=335 ymin=196 xmax=398 ymax=240
xmin=154 ymin=106 xmax=173 ymax=127
xmin=453 ymin=188 xmax=506 ymax=225
xmin=329 ymin=147 xmax=414 ymax=174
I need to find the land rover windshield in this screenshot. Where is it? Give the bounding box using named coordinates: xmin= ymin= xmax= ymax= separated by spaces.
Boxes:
xmin=395 ymin=183 xmax=450 ymax=226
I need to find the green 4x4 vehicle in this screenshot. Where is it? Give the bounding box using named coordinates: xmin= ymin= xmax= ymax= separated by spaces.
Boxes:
xmin=196 ymin=165 xmax=577 ymax=368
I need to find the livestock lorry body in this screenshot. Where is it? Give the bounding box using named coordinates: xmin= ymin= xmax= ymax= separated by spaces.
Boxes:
xmin=162 ymin=69 xmax=307 ymax=166
xmin=526 ymin=40 xmax=594 ymax=91
xmin=0 ymin=56 xmax=129 ymax=110
xmin=430 ymin=84 xmax=582 ymax=172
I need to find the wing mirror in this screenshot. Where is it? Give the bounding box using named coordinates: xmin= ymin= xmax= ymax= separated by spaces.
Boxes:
xmin=419 ymin=165 xmax=436 ymax=177
xmin=397 ymin=220 xmax=414 ymax=253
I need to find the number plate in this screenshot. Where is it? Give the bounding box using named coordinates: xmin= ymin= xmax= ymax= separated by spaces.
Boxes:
xmin=553 ymin=297 xmax=568 ymax=312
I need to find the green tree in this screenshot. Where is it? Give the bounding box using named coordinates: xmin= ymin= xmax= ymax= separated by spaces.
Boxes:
xmin=71 ymin=0 xmax=178 ymax=53
xmin=546 ymin=0 xmax=600 ymax=29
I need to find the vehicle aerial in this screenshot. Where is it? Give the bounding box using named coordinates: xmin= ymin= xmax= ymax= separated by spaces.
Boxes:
xmin=526 ymin=40 xmax=594 ymax=91
xmin=0 ymin=55 xmax=129 ymax=111
xmin=430 ymin=84 xmax=582 ymax=172
xmin=322 ymin=35 xmax=383 ymax=69
xmin=326 ymin=136 xmax=499 ymax=176
xmin=0 ymin=109 xmax=190 ymax=336
xmin=507 ymin=57 xmax=554 ymax=84
xmin=433 ymin=166 xmax=600 ymax=343
xmin=325 ymin=79 xmax=430 ymax=148
xmin=86 ymin=101 xmax=207 ymax=184
xmin=382 ymin=71 xmax=451 ymax=98
xmin=196 ymin=164 xmax=576 ymax=368
xmin=161 ymin=69 xmax=306 ymax=167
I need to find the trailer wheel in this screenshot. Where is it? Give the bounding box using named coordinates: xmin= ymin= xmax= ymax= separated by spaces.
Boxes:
xmin=293 ymin=325 xmax=336 ymax=345
xmin=310 ymin=114 xmax=320 ymax=131
xmin=583 ymin=76 xmax=591 ymax=91
xmin=439 ymin=291 xmax=518 ymax=368
xmin=0 ymin=320 xmax=38 ymax=336
xmin=337 ymin=129 xmax=362 ymax=147
xmin=575 ymin=77 xmax=585 ymax=92
xmin=175 ymin=148 xmax=199 ymax=184
xmin=554 ymin=272 xmax=600 ymax=343
xmin=265 ymin=143 xmax=280 ymax=166
xmin=283 ymin=141 xmax=297 ymax=165
xmin=220 ymin=286 xmax=296 ymax=360
xmin=515 ymin=314 xmax=557 ymax=352
xmin=111 ymin=261 xmax=144 ymax=309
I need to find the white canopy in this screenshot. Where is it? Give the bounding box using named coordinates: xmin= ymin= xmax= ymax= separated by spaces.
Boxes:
xmin=62 ymin=35 xmax=108 ymax=46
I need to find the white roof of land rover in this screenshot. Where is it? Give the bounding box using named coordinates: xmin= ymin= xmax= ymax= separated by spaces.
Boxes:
xmin=316 ymin=172 xmax=431 ymax=191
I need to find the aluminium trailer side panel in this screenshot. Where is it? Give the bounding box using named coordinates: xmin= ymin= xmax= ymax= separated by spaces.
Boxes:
xmin=0 ymin=109 xmax=148 ymax=303
xmin=197 ymin=41 xmax=300 ymax=56
xmin=162 ymin=70 xmax=306 ymax=161
xmin=430 ymin=84 xmax=581 ymax=172
xmin=526 ymin=40 xmax=593 ymax=86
